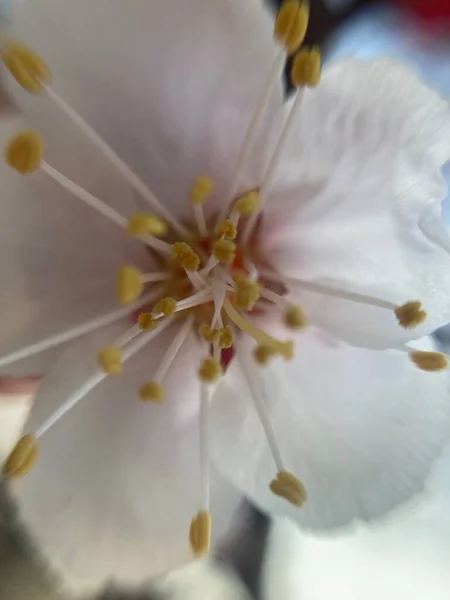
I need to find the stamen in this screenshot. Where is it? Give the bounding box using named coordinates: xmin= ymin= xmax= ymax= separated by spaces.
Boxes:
xmin=233 ymin=191 xmax=261 ymax=216
xmin=97 ymin=346 xmax=123 ymax=375
xmin=199 ymin=357 xmax=223 ymax=383
xmin=260 ymin=269 xmax=402 ymax=311
xmin=253 ymin=344 xmax=276 ymax=366
xmin=41 ymin=161 xmax=172 ymax=253
xmin=190 ymin=175 xmax=214 ymax=205
xmin=172 ymin=242 xmax=201 ymax=272
xmin=409 ymin=350 xmax=449 ymax=372
xmin=127 ymin=213 xmax=168 ymax=238
xmin=199 ymin=384 xmax=212 ymax=511
xmin=274 ymin=0 xmax=310 ymax=55
xmin=218 ymin=327 xmax=234 ymax=349
xmin=42 ymin=84 xmax=190 ymax=236
xmin=34 ymin=317 xmax=175 ymax=439
xmin=224 ymin=299 xmax=294 ymax=360
xmin=153 ymin=297 xmax=177 ymax=318
xmin=284 ymin=305 xmax=308 ymax=330
xmin=3 ymin=434 xmax=39 ymax=478
xmin=5 ymin=131 xmax=45 ymax=173
xmin=395 ymin=301 xmax=427 ymax=329
xmin=0 ymin=289 xmax=162 ymax=369
xmin=138 ymin=313 xmax=159 ymax=331
xmin=214 ymin=239 xmax=236 ymax=263
xmin=141 ymin=272 xmax=170 ymax=284
xmin=235 ymin=276 xmax=260 ymax=311
xmin=216 ymin=49 xmax=286 ymax=225
xmin=139 ymin=381 xmax=165 ymax=403
xmin=117 ymin=266 xmax=143 ymax=305
xmin=269 ymin=471 xmax=307 ymax=507
xmin=139 ymin=315 xmax=193 ymax=403
xmin=189 ymin=510 xmax=212 ymax=557
xmin=211 ymin=281 xmax=227 ymax=329
xmin=291 ymin=46 xmax=322 ymax=88
xmin=239 ymin=347 xmax=307 ymax=507
xmin=215 ymin=219 xmax=237 ymax=240
xmin=198 ymin=324 xmax=220 ymax=344
xmin=1 ymin=39 xmax=51 ymax=93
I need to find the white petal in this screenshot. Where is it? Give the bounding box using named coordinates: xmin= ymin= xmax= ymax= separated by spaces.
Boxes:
xmin=0 ymin=106 xmax=152 ymax=375
xmin=8 ymin=322 xmax=242 ymax=591
xmin=11 ymin=0 xmax=282 ymax=218
xmin=210 ymin=326 xmax=450 ymax=530
xmin=261 ymin=59 xmax=450 ymax=348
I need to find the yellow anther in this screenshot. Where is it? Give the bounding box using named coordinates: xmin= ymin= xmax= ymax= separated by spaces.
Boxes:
xmin=2 ymin=39 xmax=51 ymax=93
xmin=138 ymin=313 xmax=159 ymax=331
xmin=172 ymin=242 xmax=201 ymax=272
xmin=127 ymin=213 xmax=168 ymax=238
xmin=274 ymin=0 xmax=310 ymax=55
xmin=214 ymin=239 xmax=236 ymax=263
xmin=98 ymin=346 xmax=123 ymax=375
xmin=198 ymin=323 xmax=220 ymax=344
xmin=253 ymin=344 xmax=276 ymax=366
xmin=189 ymin=510 xmax=212 ymax=557
xmin=117 ymin=265 xmax=143 ymax=305
xmin=215 ymin=219 xmax=237 ymax=240
xmin=236 ymin=278 xmax=260 ymax=311
xmin=224 ymin=299 xmax=294 ymax=361
xmin=395 ymin=301 xmax=427 ymax=329
xmin=5 ymin=131 xmax=44 ymax=174
xmin=190 ymin=175 xmax=214 ymax=205
xmin=3 ymin=434 xmax=38 ymax=478
xmin=153 ymin=297 xmax=177 ymax=317
xmin=284 ymin=305 xmax=308 ymax=330
xmin=139 ymin=381 xmax=165 ymax=403
xmin=234 ymin=191 xmax=261 ymax=215
xmin=409 ymin=351 xmax=449 ymax=373
xmin=199 ymin=357 xmax=223 ymax=383
xmin=218 ymin=327 xmax=234 ymax=349
xmin=270 ymin=470 xmax=307 ymax=507
xmin=291 ymin=46 xmax=322 ymax=88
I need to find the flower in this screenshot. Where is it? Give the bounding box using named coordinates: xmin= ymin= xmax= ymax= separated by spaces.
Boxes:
xmin=1 ymin=0 xmax=450 ymax=591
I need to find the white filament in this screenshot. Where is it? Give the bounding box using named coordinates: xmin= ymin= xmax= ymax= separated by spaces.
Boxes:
xmin=199 ymin=383 xmax=212 ymax=510
xmin=153 ymin=314 xmax=193 ymax=381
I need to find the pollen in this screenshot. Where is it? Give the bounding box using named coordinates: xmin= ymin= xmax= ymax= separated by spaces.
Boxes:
xmin=274 ymin=1 xmax=309 ymax=55
xmin=199 ymin=357 xmax=223 ymax=383
xmin=117 ymin=265 xmax=143 ymax=305
xmin=190 ymin=175 xmax=214 ymax=205
xmin=395 ymin=301 xmax=427 ymax=329
xmin=199 ymin=323 xmax=220 ymax=344
xmin=291 ymin=46 xmax=322 ymax=88
xmin=214 ymin=239 xmax=236 ymax=263
xmin=215 ymin=219 xmax=237 ymax=240
xmin=218 ymin=326 xmax=234 ymax=349
xmin=172 ymin=242 xmax=201 ymax=272
xmin=253 ymin=344 xmax=276 ymax=366
xmin=2 ymin=39 xmax=51 ymax=93
xmin=3 ymin=434 xmax=38 ymax=478
xmin=409 ymin=350 xmax=449 ymax=372
xmin=98 ymin=346 xmax=123 ymax=375
xmin=138 ymin=313 xmax=159 ymax=331
xmin=139 ymin=381 xmax=165 ymax=403
xmin=236 ymin=277 xmax=260 ymax=311
xmin=234 ymin=191 xmax=261 ymax=215
xmin=153 ymin=297 xmax=177 ymax=317
xmin=189 ymin=510 xmax=212 ymax=557
xmin=284 ymin=305 xmax=308 ymax=330
xmin=270 ymin=470 xmax=307 ymax=507
xmin=127 ymin=212 xmax=168 ymax=238
xmin=5 ymin=131 xmax=45 ymax=174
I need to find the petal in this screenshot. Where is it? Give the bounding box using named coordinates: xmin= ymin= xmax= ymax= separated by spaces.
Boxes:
xmin=210 ymin=326 xmax=450 ymax=530
xmin=7 ymin=321 xmax=242 ymax=591
xmin=261 ymin=59 xmax=450 ymax=348
xmin=0 ymin=103 xmax=152 ymax=376
xmin=11 ymin=0 xmax=283 ymax=219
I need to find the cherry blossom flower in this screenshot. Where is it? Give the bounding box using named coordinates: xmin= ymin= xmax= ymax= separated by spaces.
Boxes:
xmin=1 ymin=0 xmax=450 ymax=591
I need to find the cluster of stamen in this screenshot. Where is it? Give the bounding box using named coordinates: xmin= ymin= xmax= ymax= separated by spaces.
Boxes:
xmin=1 ymin=0 xmax=447 ymax=562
